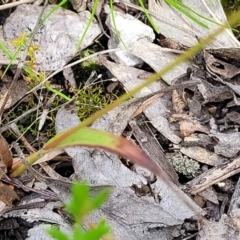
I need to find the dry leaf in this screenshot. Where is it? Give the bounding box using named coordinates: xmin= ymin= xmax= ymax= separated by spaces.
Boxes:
xmin=172 ymin=89 xmax=187 ymax=113
xmin=0 ymin=134 xmax=12 ymax=171
xmin=180 ymin=120 xmax=209 ymax=137
xmin=180 ymin=146 xmax=227 ymax=166
xmin=0 ymin=183 xmax=19 ymax=207
xmin=0 ymin=80 xmax=28 ymax=110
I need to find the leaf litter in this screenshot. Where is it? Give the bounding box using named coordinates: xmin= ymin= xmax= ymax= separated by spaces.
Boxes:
xmin=0 ymin=0 xmax=240 ymax=239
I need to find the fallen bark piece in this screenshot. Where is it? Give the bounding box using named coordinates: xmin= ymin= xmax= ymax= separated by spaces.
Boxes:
xmin=180 ymin=146 xmax=228 ymax=166
xmin=130 ymin=40 xmax=191 ymax=85
xmin=105 ymin=9 xmax=155 ymax=66
xmin=183 ymin=134 xmax=215 ymax=149
xmin=198 ymin=187 xmax=219 ymax=205
xmin=143 ymin=93 xmax=182 ymax=144
xmin=99 ymin=56 xmax=166 ymax=98
xmin=204 ymin=50 xmax=240 ymax=79
xmin=184 ymin=157 xmax=240 ymax=195
xmin=212 ymin=131 xmax=240 ymax=158
xmin=84 ymin=187 xmax=184 ymax=240
xmin=129 ymin=117 xmax=178 ymax=184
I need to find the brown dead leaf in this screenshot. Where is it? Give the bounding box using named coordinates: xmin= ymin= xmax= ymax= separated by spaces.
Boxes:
xmin=172 ymin=89 xmax=187 ymax=113
xmin=157 ymin=36 xmax=186 ymax=50
xmin=0 ymin=183 xmax=19 ymax=207
xmin=0 ymin=80 xmax=28 ymax=110
xmin=170 ymin=113 xmax=192 ymax=122
xmin=0 ymin=134 xmax=12 ymax=171
xmin=180 ymin=120 xmax=209 ymax=137
xmin=208 ymin=106 xmax=217 ymax=115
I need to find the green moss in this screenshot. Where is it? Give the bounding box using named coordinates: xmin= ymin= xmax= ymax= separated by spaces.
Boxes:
xmin=169 ymin=156 xmax=201 ymax=179
xmin=72 ymin=84 xmax=114 ymax=121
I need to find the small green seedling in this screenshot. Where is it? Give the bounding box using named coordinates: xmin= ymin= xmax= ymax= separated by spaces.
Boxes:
xmin=47 ymin=182 xmax=113 ymax=240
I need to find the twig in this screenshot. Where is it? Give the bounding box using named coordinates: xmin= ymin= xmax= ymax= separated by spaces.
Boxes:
xmin=182 ymin=233 xmax=198 ymax=240
xmin=184 ymin=156 xmax=240 ymax=195
xmin=0 ymin=201 xmax=47 ymax=215
xmin=0 ymin=0 xmax=35 ymax=10
xmin=12 ymin=142 xmax=35 ymax=173
xmin=9 ymin=123 xmax=36 ymax=153
xmin=0 ymin=106 xmax=40 ymax=133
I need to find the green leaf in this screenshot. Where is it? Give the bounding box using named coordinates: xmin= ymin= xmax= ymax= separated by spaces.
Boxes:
xmin=73 ymin=219 xmax=110 ymax=240
xmin=66 ymin=183 xmax=110 ymax=224
xmin=79 ymin=219 xmax=110 ymax=240
xmin=43 ymin=126 xmax=167 ymax=183
xmin=66 ymin=183 xmax=92 ymax=223
xmin=47 ymin=183 xmax=110 ymax=240
xmin=0 ymin=41 xmax=14 ymax=59
xmin=72 ymin=228 xmax=84 ymax=240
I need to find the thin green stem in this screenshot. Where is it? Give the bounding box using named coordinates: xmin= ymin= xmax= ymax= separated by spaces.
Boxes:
xmin=45 ymin=84 xmax=71 ymax=101
xmin=41 ymin=0 xmax=67 ymax=24
xmin=109 ymin=0 xmax=128 ymax=49
xmin=138 ymin=0 xmax=159 ymax=33
xmin=0 ymin=41 xmax=14 ymax=59
xmin=2 ymin=45 xmax=23 ymax=78
xmin=75 ymin=0 xmax=99 ymax=53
